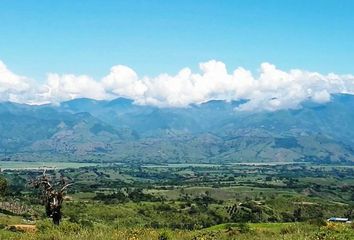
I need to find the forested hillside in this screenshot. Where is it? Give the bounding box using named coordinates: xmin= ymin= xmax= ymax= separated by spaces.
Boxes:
xmin=1 ymin=94 xmax=354 ymax=164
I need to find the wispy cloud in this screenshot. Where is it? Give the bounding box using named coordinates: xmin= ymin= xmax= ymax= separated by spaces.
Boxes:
xmin=1 ymin=60 xmax=354 ymax=111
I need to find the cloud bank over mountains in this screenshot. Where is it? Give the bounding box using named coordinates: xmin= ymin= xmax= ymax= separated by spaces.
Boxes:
xmin=1 ymin=59 xmax=354 ymax=111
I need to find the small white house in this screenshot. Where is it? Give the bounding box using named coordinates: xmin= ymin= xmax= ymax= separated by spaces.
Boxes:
xmin=327 ymin=217 xmax=352 ymax=223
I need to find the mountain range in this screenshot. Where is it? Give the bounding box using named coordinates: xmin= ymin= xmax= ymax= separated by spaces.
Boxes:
xmin=1 ymin=94 xmax=354 ymax=164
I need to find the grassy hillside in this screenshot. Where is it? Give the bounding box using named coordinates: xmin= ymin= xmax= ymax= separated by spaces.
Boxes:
xmin=0 ymin=163 xmax=353 ymax=239
xmin=1 ymin=220 xmax=353 ymax=240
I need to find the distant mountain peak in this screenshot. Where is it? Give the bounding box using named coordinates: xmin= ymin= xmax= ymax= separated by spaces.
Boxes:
xmin=105 ymin=97 xmax=134 ymax=107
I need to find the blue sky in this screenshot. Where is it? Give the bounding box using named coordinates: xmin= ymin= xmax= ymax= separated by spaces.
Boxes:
xmin=1 ymin=0 xmax=354 ymax=81
xmin=1 ymin=1 xmax=354 ymax=110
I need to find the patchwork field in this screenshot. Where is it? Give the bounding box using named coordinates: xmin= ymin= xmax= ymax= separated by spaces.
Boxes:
xmin=0 ymin=163 xmax=353 ymax=239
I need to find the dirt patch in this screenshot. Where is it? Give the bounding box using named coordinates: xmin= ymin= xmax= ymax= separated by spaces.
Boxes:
xmin=7 ymin=224 xmax=37 ymax=233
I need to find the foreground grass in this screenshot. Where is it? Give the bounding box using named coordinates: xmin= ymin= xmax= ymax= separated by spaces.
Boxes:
xmin=0 ymin=221 xmax=353 ymax=240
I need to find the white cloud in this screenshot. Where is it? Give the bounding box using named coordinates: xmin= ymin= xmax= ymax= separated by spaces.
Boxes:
xmin=102 ymin=65 xmax=146 ymax=100
xmin=38 ymin=73 xmax=108 ymax=104
xmin=1 ymin=59 xmax=354 ymax=111
xmin=0 ymin=61 xmax=32 ymax=102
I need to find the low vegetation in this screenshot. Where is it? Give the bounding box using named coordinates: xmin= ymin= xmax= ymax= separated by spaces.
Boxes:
xmin=0 ymin=162 xmax=353 ymax=239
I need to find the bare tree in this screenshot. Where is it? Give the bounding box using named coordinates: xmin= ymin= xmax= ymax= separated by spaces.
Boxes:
xmin=31 ymin=169 xmax=72 ymax=225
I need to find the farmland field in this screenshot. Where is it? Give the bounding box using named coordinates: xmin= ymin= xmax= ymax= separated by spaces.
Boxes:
xmin=0 ymin=161 xmax=101 ymax=170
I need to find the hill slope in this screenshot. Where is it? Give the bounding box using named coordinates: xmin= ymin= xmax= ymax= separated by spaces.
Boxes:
xmin=0 ymin=94 xmax=353 ymax=164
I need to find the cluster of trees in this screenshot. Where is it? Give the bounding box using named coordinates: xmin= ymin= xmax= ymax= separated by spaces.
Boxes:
xmin=0 ymin=176 xmax=7 ymax=196
xmin=178 ymin=191 xmax=222 ymax=208
xmin=93 ymin=188 xmax=163 ymax=203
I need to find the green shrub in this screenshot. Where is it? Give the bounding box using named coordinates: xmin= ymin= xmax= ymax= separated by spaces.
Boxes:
xmin=158 ymin=231 xmax=170 ymax=240
xmin=308 ymin=218 xmax=327 ymax=227
xmin=236 ymin=222 xmax=251 ymax=233
xmin=280 ymin=225 xmax=297 ymax=235
xmin=79 ymin=219 xmax=94 ymax=229
xmin=37 ymin=219 xmax=54 ymax=232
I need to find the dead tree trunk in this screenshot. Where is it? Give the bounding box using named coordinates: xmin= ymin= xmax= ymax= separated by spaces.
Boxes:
xmin=31 ymin=170 xmax=71 ymax=225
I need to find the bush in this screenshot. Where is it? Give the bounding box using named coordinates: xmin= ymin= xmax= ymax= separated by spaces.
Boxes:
xmin=158 ymin=231 xmax=170 ymax=240
xmin=58 ymin=221 xmax=82 ymax=233
xmin=236 ymin=223 xmax=251 ymax=233
xmin=308 ymin=218 xmax=327 ymax=227
xmin=80 ymin=219 xmax=94 ymax=229
xmin=155 ymin=203 xmax=174 ymax=212
xmin=37 ymin=219 xmax=54 ymax=232
xmin=280 ymin=225 xmax=297 ymax=235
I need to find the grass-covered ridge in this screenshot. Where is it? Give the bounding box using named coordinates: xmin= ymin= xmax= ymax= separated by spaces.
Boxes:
xmin=1 ymin=221 xmax=353 ymax=240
